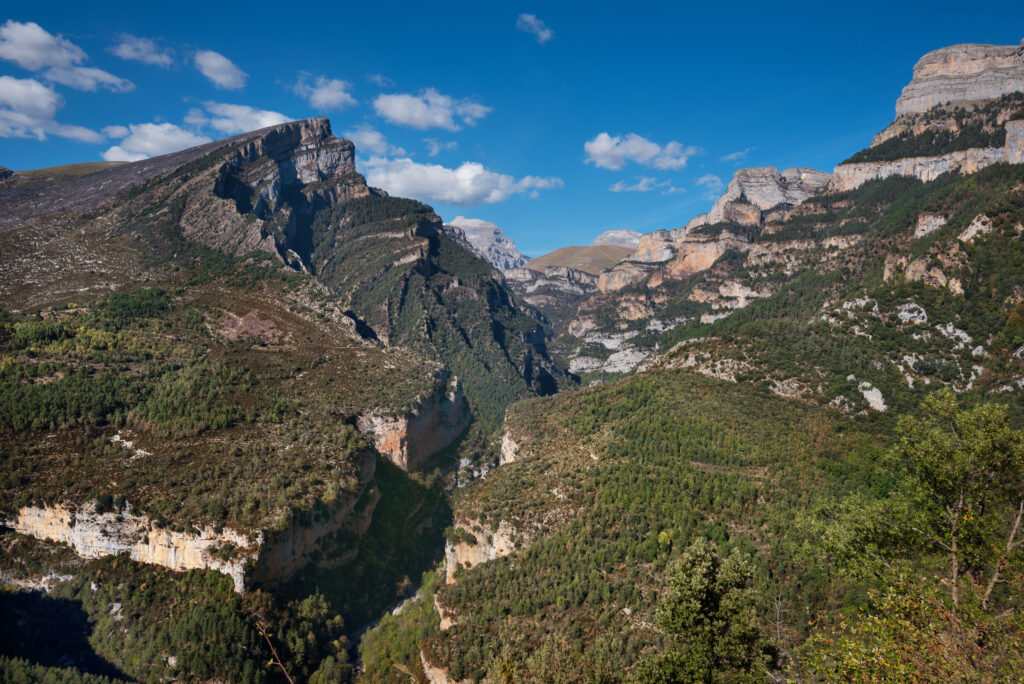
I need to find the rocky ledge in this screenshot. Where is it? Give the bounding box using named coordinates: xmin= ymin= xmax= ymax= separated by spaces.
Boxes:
xmin=830 ymin=120 xmax=1024 ymax=192
xmin=7 ymin=450 xmax=374 ymax=592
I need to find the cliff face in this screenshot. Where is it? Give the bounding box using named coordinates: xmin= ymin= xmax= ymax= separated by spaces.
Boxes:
xmin=443 ymin=519 xmax=517 ymax=584
xmin=357 ymin=375 xmax=470 ymax=471
xmin=182 ymin=117 xmax=372 ymax=261
xmin=8 ymin=450 xmax=377 ymax=591
xmin=702 ymin=167 xmax=832 ymax=227
xmin=831 ymin=120 xmax=1024 ymax=192
xmin=896 ymin=41 xmax=1024 ymax=115
xmin=10 ymin=503 xmax=256 ymax=590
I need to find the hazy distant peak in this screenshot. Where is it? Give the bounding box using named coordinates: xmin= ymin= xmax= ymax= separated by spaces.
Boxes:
xmin=591 ymin=229 xmax=642 ymax=248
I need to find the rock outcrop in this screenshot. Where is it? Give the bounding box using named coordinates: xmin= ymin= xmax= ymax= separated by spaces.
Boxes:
xmin=829 ymin=143 xmax=1013 ymax=192
xmin=444 ymin=519 xmax=517 ymax=584
xmin=442 ymin=216 xmax=527 ymax=270
xmin=895 ymin=41 xmax=1024 ymax=116
xmin=8 ymin=450 xmax=374 ymax=592
xmin=358 ymin=374 xmax=470 ymax=472
xmin=698 ymin=167 xmax=831 ymax=228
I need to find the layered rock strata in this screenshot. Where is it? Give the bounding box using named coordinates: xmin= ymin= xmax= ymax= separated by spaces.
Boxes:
xmin=895 ymin=41 xmax=1024 ymax=116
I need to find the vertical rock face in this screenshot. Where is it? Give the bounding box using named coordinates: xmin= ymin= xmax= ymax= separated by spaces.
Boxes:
xmin=10 ymin=504 xmax=256 ymax=590
xmin=895 ymin=41 xmax=1024 ymax=116
xmin=443 ymin=216 xmax=528 ymax=270
xmin=357 ymin=375 xmax=470 ymax=472
xmin=7 ymin=450 xmax=376 ymax=591
xmin=828 ymin=145 xmax=1010 ymax=192
xmin=703 ymin=167 xmax=832 ymax=226
xmin=444 ymin=520 xmax=517 ymax=584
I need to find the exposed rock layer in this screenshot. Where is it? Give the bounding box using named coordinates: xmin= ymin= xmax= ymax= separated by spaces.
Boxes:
xmin=357 ymin=375 xmax=470 ymax=472
xmin=896 ymin=41 xmax=1024 ymax=115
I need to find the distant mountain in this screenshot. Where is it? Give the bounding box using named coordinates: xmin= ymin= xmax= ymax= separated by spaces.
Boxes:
xmin=525 ymin=245 xmax=633 ymax=275
xmin=442 ymin=216 xmax=528 ymax=270
xmin=591 ymin=229 xmax=642 ymax=248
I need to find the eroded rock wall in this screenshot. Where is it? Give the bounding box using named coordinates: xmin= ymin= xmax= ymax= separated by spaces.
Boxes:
xmin=358 ymin=375 xmax=470 ymax=472
xmin=444 ymin=520 xmax=517 ymax=584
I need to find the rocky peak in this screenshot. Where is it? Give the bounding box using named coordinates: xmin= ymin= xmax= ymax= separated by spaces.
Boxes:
xmin=592 ymin=229 xmax=642 ymax=248
xmin=213 ymin=117 xmax=362 ymax=219
xmin=442 ymin=216 xmax=527 ymax=270
xmin=896 ymin=40 xmax=1024 ymax=115
xmin=705 ymin=167 xmax=832 ymax=226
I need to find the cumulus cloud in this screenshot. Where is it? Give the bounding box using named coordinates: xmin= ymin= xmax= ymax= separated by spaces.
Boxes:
xmin=102 ymin=122 xmax=211 ymax=161
xmin=186 ymin=102 xmax=291 ymax=134
xmin=721 ymin=147 xmax=754 ymax=162
xmin=194 ymin=50 xmax=247 ymax=90
xmin=516 ymin=14 xmax=553 ymax=43
xmin=0 ymin=20 xmax=132 ymax=92
xmin=294 ymin=75 xmax=356 ymax=110
xmin=110 ymin=34 xmax=173 ymax=67
xmin=584 ymin=132 xmax=698 ymax=171
xmin=610 ymin=176 xmax=683 ymax=195
xmin=101 ymin=124 xmax=129 ymax=138
xmin=0 ymin=75 xmax=102 ymax=142
xmin=343 ymin=124 xmax=405 ymax=156
xmin=373 ymin=88 xmax=490 ymax=131
xmin=424 ymin=138 xmax=457 ymax=156
xmin=697 ymin=173 xmax=724 ymax=199
xmin=361 ymin=156 xmax=562 ymax=205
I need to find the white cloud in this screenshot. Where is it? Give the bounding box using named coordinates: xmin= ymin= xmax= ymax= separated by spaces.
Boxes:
xmin=362 ymin=156 xmax=562 ymax=205
xmin=367 ymin=73 xmax=394 ymax=87
xmin=343 ymin=124 xmax=404 ymax=156
xmin=697 ymin=173 xmax=724 ymax=199
xmin=101 ymin=124 xmax=129 ymax=138
xmin=584 ymin=132 xmax=698 ymax=171
xmin=101 ymin=122 xmax=211 ymax=161
xmin=424 ymin=138 xmax=457 ymax=156
xmin=721 ymin=147 xmax=754 ymax=162
xmin=111 ymin=34 xmax=173 ymax=67
xmin=0 ymin=20 xmax=132 ymax=92
xmin=197 ymin=102 xmax=291 ymax=134
xmin=194 ymin=50 xmax=247 ymax=90
xmin=373 ymin=88 xmax=490 ymax=131
xmin=610 ymin=176 xmax=684 ymax=195
xmin=0 ymin=75 xmax=102 ymax=142
xmin=516 ymin=14 xmax=553 ymax=43
xmin=294 ymin=75 xmax=356 ymax=110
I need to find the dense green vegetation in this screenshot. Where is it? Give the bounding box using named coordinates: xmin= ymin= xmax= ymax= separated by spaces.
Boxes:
xmin=1 ymin=551 xmax=352 ymax=683
xmin=425 ymin=372 xmax=884 ymax=680
xmin=310 ymin=195 xmax=569 ymax=431
xmin=842 ymin=93 xmax=1024 ymax=164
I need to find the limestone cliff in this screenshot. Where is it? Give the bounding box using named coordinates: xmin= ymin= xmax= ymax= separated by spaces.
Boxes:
xmin=10 ymin=503 xmax=257 ymax=590
xmin=701 ymin=167 xmax=832 ymax=227
xmin=830 ymin=128 xmax=1023 ymax=192
xmin=357 ymin=374 xmax=470 ymax=471
xmin=183 ymin=117 xmax=373 ymax=262
xmin=444 ymin=519 xmax=517 ymax=584
xmin=896 ymin=40 xmax=1024 ymax=116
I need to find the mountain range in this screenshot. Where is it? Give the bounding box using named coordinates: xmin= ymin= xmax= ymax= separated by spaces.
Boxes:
xmin=1 ymin=37 xmax=1023 ymax=684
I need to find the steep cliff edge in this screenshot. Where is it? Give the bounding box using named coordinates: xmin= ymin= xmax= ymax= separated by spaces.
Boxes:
xmin=8 ymin=449 xmax=375 ymax=591
xmin=896 ymin=40 xmax=1024 ymax=116
xmin=358 ymin=374 xmax=470 ymax=471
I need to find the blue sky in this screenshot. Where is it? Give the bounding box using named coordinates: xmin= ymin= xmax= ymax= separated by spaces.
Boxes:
xmin=2 ymin=2 xmax=1022 ymax=256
